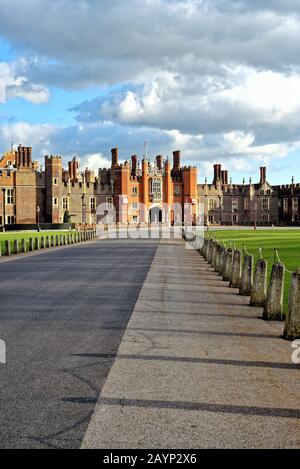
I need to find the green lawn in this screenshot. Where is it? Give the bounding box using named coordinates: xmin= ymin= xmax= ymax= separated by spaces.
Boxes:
xmin=209 ymin=229 xmax=300 ymax=314
xmin=0 ymin=230 xmax=78 ymax=255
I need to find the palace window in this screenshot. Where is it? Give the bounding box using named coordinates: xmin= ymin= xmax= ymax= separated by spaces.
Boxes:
xmin=53 ymin=177 xmax=58 ymax=185
xmin=232 ymin=214 xmax=238 ymax=224
xmin=174 ymin=186 xmax=180 ymax=197
xmin=132 ymin=215 xmax=138 ymax=223
xmin=151 ymin=178 xmax=162 ymax=201
xmin=90 ymin=197 xmax=96 ymax=211
xmin=232 ymin=199 xmax=238 ymax=211
xmin=106 ymin=197 xmax=113 ymax=209
xmin=208 ymin=198 xmax=215 ymax=211
xmin=6 ymin=189 xmax=14 ymax=205
xmin=262 ymin=198 xmax=270 ymax=211
xmin=132 ymin=202 xmax=138 ymax=209
xmin=283 ymin=198 xmax=288 ymax=212
xmin=53 ymin=198 xmax=58 ymax=206
xmin=6 ymin=215 xmax=15 ymax=224
xmin=262 ymin=213 xmax=270 ymax=223
xmin=132 ymin=186 xmax=138 ymax=194
xmin=292 ymin=197 xmax=298 ymax=211
xmin=62 ymin=197 xmax=69 ymax=210
xmin=244 ymin=198 xmax=249 ymax=210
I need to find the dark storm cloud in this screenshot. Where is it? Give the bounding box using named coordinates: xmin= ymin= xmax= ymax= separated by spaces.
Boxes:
xmin=1 ymin=0 xmax=300 ymax=174
xmin=0 ymin=0 xmax=299 ymax=91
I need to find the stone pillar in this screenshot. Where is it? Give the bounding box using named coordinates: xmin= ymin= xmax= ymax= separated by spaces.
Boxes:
xmin=213 ymin=243 xmax=218 ymax=270
xmin=5 ymin=240 xmax=10 ymax=256
xmin=250 ymin=259 xmax=268 ymax=307
xmin=35 ymin=238 xmax=39 ymax=250
xmin=14 ymin=239 xmax=19 ymax=254
xmin=46 ymin=236 xmax=50 ymax=248
xmin=41 ymin=236 xmax=45 ymax=249
xmin=29 ymin=238 xmax=34 ymax=252
xmin=21 ymin=239 xmax=26 ymax=253
xmin=214 ymin=244 xmax=221 ymax=272
xmin=239 ymin=254 xmax=253 ymax=296
xmin=223 ymin=248 xmax=233 ymax=282
xmin=201 ymin=239 xmax=207 ymax=258
xmin=219 ymin=247 xmax=227 ymax=277
xmin=67 ymin=234 xmax=71 ymax=244
xmin=284 ymin=269 xmax=300 ymax=340
xmin=218 ymin=247 xmax=224 ymax=275
xmin=207 ymin=239 xmax=213 ymax=263
xmin=230 ymin=249 xmax=242 ymax=288
xmin=263 ymin=263 xmax=285 ymax=320
xmin=211 ymin=242 xmax=217 ymax=267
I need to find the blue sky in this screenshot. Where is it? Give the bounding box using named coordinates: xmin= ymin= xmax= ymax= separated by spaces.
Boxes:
xmin=0 ymin=1 xmax=300 ymax=184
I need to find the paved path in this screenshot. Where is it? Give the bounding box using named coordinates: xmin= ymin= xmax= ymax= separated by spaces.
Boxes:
xmin=83 ymin=239 xmax=300 ymax=449
xmin=0 ymin=239 xmax=158 ymax=448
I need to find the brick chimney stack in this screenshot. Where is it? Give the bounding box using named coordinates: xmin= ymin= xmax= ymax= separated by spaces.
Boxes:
xmin=111 ymin=148 xmax=118 ymax=168
xmin=221 ymin=170 xmax=228 ymax=185
xmin=85 ymin=168 xmax=91 ymax=184
xmin=173 ymin=150 xmax=181 ymax=171
xmin=156 ymin=155 xmax=163 ymax=170
xmin=131 ymin=155 xmax=137 ymax=177
xmin=16 ymin=145 xmax=32 ymax=168
xmin=213 ymin=164 xmax=222 ymax=184
xmin=260 ymin=166 xmax=266 ymax=184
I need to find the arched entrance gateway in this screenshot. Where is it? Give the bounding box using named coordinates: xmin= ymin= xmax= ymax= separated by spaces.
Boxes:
xmin=149 ymin=206 xmax=163 ymax=224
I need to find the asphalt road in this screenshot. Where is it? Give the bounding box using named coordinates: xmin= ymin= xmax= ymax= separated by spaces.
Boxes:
xmin=0 ymin=239 xmax=158 ymax=448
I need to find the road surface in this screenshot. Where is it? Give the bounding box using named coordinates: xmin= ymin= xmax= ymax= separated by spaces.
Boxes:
xmin=0 ymin=239 xmax=158 ymax=448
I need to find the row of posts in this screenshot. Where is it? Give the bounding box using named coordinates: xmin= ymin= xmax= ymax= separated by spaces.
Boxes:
xmin=0 ymin=230 xmax=97 ymax=258
xmin=201 ymin=238 xmax=300 ymax=341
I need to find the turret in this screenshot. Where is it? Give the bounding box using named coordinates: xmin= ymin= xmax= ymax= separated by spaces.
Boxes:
xmin=45 ymin=155 xmax=63 ymax=223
